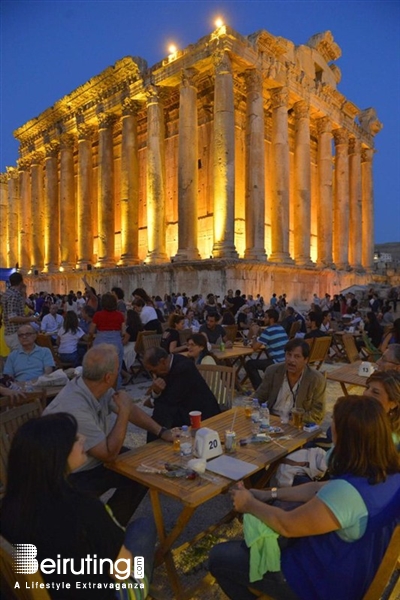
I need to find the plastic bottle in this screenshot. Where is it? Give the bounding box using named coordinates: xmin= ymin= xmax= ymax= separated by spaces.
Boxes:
xmin=180 ymin=425 xmax=193 ymax=457
xmin=251 ymin=398 xmax=260 ymax=423
xmin=260 ymin=403 xmax=270 ymax=429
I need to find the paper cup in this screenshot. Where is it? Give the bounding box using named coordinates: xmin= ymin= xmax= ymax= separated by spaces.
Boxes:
xmin=189 ymin=411 xmax=202 ymax=429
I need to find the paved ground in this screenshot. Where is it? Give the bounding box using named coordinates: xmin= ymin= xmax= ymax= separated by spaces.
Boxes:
xmin=117 ymin=360 xmax=366 ymax=600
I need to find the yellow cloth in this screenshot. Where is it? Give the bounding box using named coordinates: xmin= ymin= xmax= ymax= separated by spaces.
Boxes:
xmin=243 ymin=513 xmax=281 ymax=582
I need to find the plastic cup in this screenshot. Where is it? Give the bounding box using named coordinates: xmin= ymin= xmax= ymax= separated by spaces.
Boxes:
xmin=189 ymin=411 xmax=202 ymax=429
xmin=280 ymin=411 xmax=290 ymax=425
xmin=244 ymin=399 xmax=253 ymax=418
xmin=292 ymin=407 xmax=305 ymax=429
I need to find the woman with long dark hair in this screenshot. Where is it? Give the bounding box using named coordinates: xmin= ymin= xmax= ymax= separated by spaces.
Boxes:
xmin=364 ymin=369 xmax=400 ymax=450
xmin=364 ymin=310 xmax=383 ymax=348
xmin=187 ymin=333 xmax=216 ymax=365
xmin=132 ymin=288 xmax=162 ymax=333
xmin=160 ymin=314 xmax=188 ymax=354
xmin=57 ymin=311 xmax=85 ymax=366
xmin=381 ymin=317 xmax=400 ymax=352
xmin=1 ymin=413 xmax=156 ymax=599
xmin=209 ymin=395 xmax=400 ymax=600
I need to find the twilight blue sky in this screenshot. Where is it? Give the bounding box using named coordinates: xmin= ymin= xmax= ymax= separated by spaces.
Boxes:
xmin=1 ymin=0 xmax=399 ymax=243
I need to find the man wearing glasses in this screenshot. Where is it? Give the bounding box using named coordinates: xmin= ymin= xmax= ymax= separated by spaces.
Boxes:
xmin=3 ymin=325 xmax=55 ymax=382
xmin=376 ymin=344 xmax=400 ymax=372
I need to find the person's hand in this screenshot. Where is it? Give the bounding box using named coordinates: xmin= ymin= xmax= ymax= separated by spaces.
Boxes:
xmin=152 ymin=378 xmax=166 ymax=394
xmin=231 ymin=482 xmax=254 ymax=513
xmin=0 ymin=386 xmax=27 ymax=404
xmin=225 ymin=340 xmax=233 ymax=349
xmin=160 ymin=428 xmax=173 ymax=443
xmin=113 ymin=391 xmax=132 ymax=418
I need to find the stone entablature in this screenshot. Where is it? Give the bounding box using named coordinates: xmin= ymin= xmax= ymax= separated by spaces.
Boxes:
xmin=2 ymin=25 xmax=381 ymax=275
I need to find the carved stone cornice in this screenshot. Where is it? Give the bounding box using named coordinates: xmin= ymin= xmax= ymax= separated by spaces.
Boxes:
xmin=270 ymin=87 xmax=288 ymax=110
xmin=333 ymin=128 xmax=349 ymax=146
xmin=358 ymin=108 xmax=383 ymax=136
xmin=329 ymin=64 xmax=342 ymax=84
xmin=244 ymin=69 xmax=262 ymax=91
xmin=97 ymin=112 xmax=117 ymax=129
xmin=261 ymin=56 xmax=282 ymax=82
xmin=44 ymin=142 xmax=60 ymax=158
xmin=213 ymin=49 xmax=232 ymax=76
xmin=30 ymin=151 xmax=44 ymax=165
xmin=293 ymin=100 xmax=309 ymax=120
xmin=59 ymin=133 xmax=75 ymax=150
xmin=248 ymin=30 xmax=292 ymax=57
xmin=348 ymin=137 xmax=361 ymax=155
xmin=306 ymin=31 xmax=342 ymax=62
xmin=361 ymin=148 xmax=375 ymax=163
xmin=77 ymin=124 xmax=95 ymax=141
xmin=6 ymin=166 xmax=19 ymax=181
xmin=121 ymin=97 xmax=141 ymax=116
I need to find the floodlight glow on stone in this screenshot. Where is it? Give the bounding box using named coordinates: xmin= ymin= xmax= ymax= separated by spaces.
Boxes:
xmin=215 ymin=18 xmax=224 ymax=28
xmin=168 ymin=44 xmax=177 ymax=54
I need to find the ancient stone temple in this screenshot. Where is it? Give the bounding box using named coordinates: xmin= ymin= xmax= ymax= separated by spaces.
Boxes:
xmin=0 ymin=25 xmax=383 ymax=299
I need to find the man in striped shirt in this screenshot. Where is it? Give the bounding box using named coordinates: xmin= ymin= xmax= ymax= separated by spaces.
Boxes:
xmin=245 ymin=309 xmax=289 ymax=390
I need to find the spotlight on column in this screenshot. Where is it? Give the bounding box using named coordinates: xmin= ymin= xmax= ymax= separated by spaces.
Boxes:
xmin=168 ymin=44 xmax=177 ymax=55
xmin=215 ymin=17 xmax=224 ymax=28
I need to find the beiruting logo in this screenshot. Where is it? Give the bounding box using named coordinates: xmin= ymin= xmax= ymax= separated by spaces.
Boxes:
xmin=12 ymin=544 xmax=144 ymax=581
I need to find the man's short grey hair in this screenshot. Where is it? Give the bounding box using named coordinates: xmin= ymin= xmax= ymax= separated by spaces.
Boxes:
xmin=18 ymin=324 xmax=36 ymax=334
xmin=143 ymin=347 xmax=168 ymax=366
xmin=82 ymin=344 xmax=118 ymax=381
xmin=388 ymin=344 xmax=400 ymax=364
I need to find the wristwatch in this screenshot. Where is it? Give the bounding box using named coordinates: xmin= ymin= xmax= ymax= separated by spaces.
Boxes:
xmin=270 ymin=487 xmax=278 ymax=500
xmin=157 ymin=426 xmax=169 ymax=439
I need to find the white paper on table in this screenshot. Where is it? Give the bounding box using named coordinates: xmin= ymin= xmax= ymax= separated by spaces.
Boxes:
xmin=206 ymin=455 xmax=258 ymax=481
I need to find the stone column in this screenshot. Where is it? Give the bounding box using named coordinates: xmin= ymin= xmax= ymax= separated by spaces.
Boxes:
xmin=97 ymin=113 xmax=116 ymax=267
xmin=293 ymin=100 xmax=312 ymax=265
xmin=17 ymin=158 xmax=31 ymax=271
xmin=120 ymin=99 xmax=141 ymax=265
xmin=361 ymin=148 xmax=375 ymax=270
xmin=212 ymin=50 xmax=238 ymax=258
xmin=6 ymin=167 xmax=19 ymax=268
xmin=244 ymin=69 xmax=266 ymax=261
xmin=77 ymin=124 xmax=94 ymax=268
xmin=316 ymin=117 xmax=334 ymax=267
xmin=44 ymin=142 xmax=60 ymax=272
xmin=269 ymin=88 xmax=293 ymax=263
xmin=333 ymin=128 xmax=350 ymax=269
xmin=59 ymin=134 xmax=76 ymax=269
xmin=348 ymin=138 xmax=363 ymax=270
xmin=175 ymin=69 xmax=201 ymax=261
xmin=30 ymin=152 xmax=45 ymax=272
xmin=145 ymin=85 xmax=168 ymax=263
xmin=0 ymin=174 xmax=7 ymax=267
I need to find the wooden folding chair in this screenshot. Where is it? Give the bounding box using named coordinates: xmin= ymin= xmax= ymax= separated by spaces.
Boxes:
xmin=306 ymin=336 xmax=332 ymax=370
xmin=363 ymin=525 xmax=400 ymax=600
xmin=179 ymin=328 xmax=193 ymax=345
xmin=128 ymin=330 xmax=157 ymax=379
xmin=197 ymin=364 xmax=236 ymax=410
xmin=341 ymin=333 xmax=360 ymax=363
xmin=36 ymin=333 xmax=74 ymax=369
xmin=288 ymin=320 xmax=301 ymax=338
xmin=224 ymin=324 xmax=239 ymax=343
xmin=0 ymin=535 xmax=51 ymax=600
xmin=361 ymin=332 xmax=383 ymax=363
xmin=0 ymin=399 xmax=43 ymax=497
xmin=142 ymin=334 xmax=162 ymax=352
xmin=0 ymin=389 xmax=47 ymax=412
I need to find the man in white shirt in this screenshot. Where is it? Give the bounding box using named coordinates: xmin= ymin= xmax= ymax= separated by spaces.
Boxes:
xmin=40 ymin=303 xmax=64 ymax=342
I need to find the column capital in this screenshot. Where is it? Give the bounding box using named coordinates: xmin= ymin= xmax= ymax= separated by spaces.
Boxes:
xmin=0 ymin=173 xmax=7 ymax=185
xmin=97 ymin=112 xmax=117 ymax=129
xmin=212 ymin=49 xmax=232 ymax=75
xmin=122 ymin=97 xmax=141 ymax=116
xmin=348 ymin=137 xmax=361 ymax=155
xmin=333 ymin=128 xmax=349 ymax=146
xmin=244 ymin=69 xmax=262 ymax=90
xmin=361 ymin=147 xmax=375 ymax=163
xmin=270 ymin=87 xmax=288 ymax=109
xmin=59 ymin=133 xmax=75 ymax=149
xmin=181 ymin=67 xmax=198 ymax=88
xmin=145 ymin=84 xmax=161 ymax=104
xmin=293 ymin=100 xmax=309 ymax=119
xmin=17 ymin=157 xmax=31 ymax=171
xmin=77 ymin=123 xmax=95 ymax=141
xmin=6 ymin=166 xmax=19 ymax=180
xmin=30 ymin=151 xmax=44 ymax=165
xmin=45 ymin=142 xmax=60 ymax=158
xmin=316 ymin=116 xmax=331 ymax=135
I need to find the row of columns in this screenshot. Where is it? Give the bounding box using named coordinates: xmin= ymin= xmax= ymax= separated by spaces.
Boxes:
xmin=4 ymin=51 xmax=375 ymax=272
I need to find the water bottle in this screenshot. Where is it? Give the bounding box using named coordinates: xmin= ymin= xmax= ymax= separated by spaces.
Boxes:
xmin=260 ymin=403 xmax=270 ymax=429
xmin=251 ymin=399 xmax=260 ymax=423
xmin=180 ymin=425 xmax=193 ymax=458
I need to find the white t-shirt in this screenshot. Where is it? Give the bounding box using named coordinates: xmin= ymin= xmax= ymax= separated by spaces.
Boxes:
xmin=58 ymin=327 xmax=84 ymax=353
xmin=140 ymin=305 xmax=158 ymax=325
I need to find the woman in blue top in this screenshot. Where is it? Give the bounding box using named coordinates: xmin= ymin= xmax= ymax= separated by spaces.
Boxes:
xmin=209 ymin=395 xmax=400 ymax=600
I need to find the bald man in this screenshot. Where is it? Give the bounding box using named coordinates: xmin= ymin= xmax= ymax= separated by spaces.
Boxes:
xmin=44 ymin=343 xmax=172 ymax=526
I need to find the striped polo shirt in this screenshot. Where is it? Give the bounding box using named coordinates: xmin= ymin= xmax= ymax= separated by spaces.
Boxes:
xmin=258 ymin=324 xmax=288 ymax=363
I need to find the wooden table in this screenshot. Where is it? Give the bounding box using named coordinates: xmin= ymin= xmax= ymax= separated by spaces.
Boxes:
xmin=107 ymin=409 xmax=320 ymax=599
xmin=212 ymin=343 xmax=255 ymax=391
xmin=326 ymin=361 xmax=369 ymax=395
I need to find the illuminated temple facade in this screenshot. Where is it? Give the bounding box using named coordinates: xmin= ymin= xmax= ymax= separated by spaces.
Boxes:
xmin=0 ymin=26 xmax=383 ymax=297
